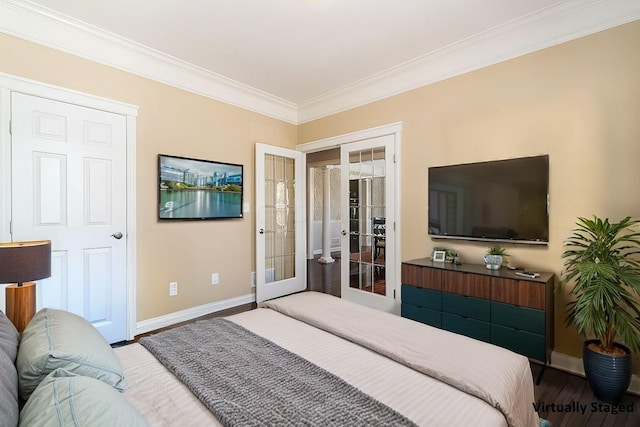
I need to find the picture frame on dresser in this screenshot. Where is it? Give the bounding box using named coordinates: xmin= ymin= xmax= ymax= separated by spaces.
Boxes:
xmin=432 ymin=250 xmax=446 ymax=262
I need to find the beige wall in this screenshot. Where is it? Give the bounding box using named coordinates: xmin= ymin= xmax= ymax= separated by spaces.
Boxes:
xmin=0 ymin=33 xmax=297 ymax=321
xmin=299 ymin=21 xmax=640 ymax=364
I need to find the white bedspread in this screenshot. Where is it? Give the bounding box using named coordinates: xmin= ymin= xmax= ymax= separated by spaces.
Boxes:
xmin=262 ymin=292 xmax=539 ymax=427
xmin=116 ymin=292 xmax=539 ymax=426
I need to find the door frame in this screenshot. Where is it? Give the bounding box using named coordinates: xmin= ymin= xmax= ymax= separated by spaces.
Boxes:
xmin=297 ymin=122 xmax=402 ymax=313
xmin=0 ymin=72 xmax=139 ymax=340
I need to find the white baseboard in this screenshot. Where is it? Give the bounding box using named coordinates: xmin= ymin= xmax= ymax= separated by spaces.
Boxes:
xmin=550 ymin=351 xmax=640 ymax=396
xmin=135 ymin=293 xmax=255 ymax=336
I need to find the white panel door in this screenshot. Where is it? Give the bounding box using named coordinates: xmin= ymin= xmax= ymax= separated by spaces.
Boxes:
xmin=255 ymin=143 xmax=306 ymax=303
xmin=11 ymin=92 xmax=127 ymax=343
xmin=340 ymin=134 xmax=396 ymax=312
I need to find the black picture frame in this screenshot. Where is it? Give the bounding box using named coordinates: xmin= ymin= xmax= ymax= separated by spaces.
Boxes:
xmin=158 ymin=154 xmax=243 ymax=220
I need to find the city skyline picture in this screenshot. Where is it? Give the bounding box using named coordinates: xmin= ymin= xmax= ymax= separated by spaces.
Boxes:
xmin=158 ymin=154 xmax=243 ymax=220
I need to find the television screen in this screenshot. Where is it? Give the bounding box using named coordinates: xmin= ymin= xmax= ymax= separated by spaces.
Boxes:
xmin=158 ymin=154 xmax=243 ymax=220
xmin=428 ymin=155 xmax=549 ymax=244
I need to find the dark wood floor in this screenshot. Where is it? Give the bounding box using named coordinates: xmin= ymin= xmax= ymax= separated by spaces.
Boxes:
xmin=134 ymin=254 xmax=640 ymax=426
xmin=307 ymin=252 xmax=341 ymax=297
xmin=531 ymin=363 xmax=640 ymax=426
xmin=132 ymin=302 xmax=255 ymax=342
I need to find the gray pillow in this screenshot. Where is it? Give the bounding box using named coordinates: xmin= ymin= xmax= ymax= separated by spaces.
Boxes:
xmin=0 ymin=351 xmax=18 ymax=427
xmin=16 ymin=308 xmax=126 ymax=401
xmin=18 ymin=370 xmax=148 ymax=427
xmin=0 ymin=310 xmax=19 ymax=363
xmin=0 ymin=310 xmax=19 ymax=427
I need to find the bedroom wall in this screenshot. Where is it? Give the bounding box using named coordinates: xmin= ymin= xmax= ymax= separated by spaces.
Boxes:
xmin=298 ymin=21 xmax=640 ymax=367
xmin=1 ymin=19 xmax=639 ymax=371
xmin=0 ymin=33 xmax=297 ymax=322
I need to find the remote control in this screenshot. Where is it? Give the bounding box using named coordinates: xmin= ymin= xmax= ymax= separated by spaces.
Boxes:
xmin=515 ymin=271 xmax=540 ymax=278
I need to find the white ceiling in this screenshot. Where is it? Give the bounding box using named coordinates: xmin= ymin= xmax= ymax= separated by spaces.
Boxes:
xmin=21 ymin=0 xmax=565 ymax=103
xmin=1 ymin=0 xmax=639 ymax=123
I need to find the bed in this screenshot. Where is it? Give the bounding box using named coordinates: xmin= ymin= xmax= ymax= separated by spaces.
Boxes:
xmin=2 ymin=291 xmax=540 ymax=426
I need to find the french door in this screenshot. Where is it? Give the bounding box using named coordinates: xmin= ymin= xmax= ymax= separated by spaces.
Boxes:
xmin=255 ymin=143 xmax=306 ymax=303
xmin=340 ymin=134 xmax=396 ymax=312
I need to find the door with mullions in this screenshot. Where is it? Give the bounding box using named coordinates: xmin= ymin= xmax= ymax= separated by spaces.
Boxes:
xmin=340 ymin=134 xmax=395 ymax=312
xmin=255 ymin=143 xmax=306 ymax=303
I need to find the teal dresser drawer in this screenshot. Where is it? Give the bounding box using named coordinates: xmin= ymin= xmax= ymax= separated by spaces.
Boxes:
xmin=442 ymin=293 xmax=490 ymax=322
xmin=442 ymin=313 xmax=491 ymax=342
xmin=401 ymin=285 xmax=441 ymax=311
xmin=401 ymin=303 xmax=441 ymax=327
xmin=491 ymin=302 xmax=544 ymax=334
xmin=401 ymin=260 xmax=553 ymax=369
xmin=491 ymin=324 xmax=546 ymax=361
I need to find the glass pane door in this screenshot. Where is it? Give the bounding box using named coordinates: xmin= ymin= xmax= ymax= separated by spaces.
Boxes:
xmin=347 ymin=147 xmax=386 ymax=296
xmin=341 ymin=133 xmax=395 ymax=312
xmin=255 ymin=144 xmax=306 ymax=303
xmin=264 ymin=153 xmax=296 ymax=283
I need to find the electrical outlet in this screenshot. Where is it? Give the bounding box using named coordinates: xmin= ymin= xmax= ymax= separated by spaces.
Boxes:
xmin=169 ymin=281 xmax=178 ymax=296
xmin=211 ymin=273 xmax=219 ymax=285
xmin=251 ymin=271 xmax=256 ymax=287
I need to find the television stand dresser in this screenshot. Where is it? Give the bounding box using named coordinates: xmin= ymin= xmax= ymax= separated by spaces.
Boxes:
xmin=401 ymin=258 xmax=554 ymax=383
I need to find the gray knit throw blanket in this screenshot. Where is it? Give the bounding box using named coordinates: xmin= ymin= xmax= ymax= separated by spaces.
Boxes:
xmin=139 ymin=318 xmax=416 ymax=427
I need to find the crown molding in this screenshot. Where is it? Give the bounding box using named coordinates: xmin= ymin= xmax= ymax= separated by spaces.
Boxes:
xmin=1 ymin=1 xmax=639 ymax=125
xmin=297 ymin=0 xmax=640 ymax=123
xmin=0 ymin=0 xmax=299 ymax=124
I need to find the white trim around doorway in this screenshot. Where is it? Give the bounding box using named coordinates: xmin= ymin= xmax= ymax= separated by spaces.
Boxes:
xmin=0 ymin=71 xmax=139 ymax=340
xmin=297 ymin=122 xmax=403 ymax=312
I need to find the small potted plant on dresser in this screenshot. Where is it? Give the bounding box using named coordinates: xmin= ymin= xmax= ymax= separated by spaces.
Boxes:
xmin=484 ymin=246 xmax=507 ymax=270
xmin=561 ymin=216 xmax=640 ymax=404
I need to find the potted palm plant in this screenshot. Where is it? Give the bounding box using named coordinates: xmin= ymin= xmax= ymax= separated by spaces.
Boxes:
xmin=561 ymin=216 xmax=640 ymax=404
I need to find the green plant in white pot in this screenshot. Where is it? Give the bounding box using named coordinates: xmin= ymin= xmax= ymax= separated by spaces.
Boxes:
xmin=561 ymin=216 xmax=640 ymax=403
xmin=484 ymin=246 xmax=507 ymax=270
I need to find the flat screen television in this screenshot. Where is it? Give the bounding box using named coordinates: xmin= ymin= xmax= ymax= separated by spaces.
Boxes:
xmin=428 ymin=155 xmax=549 ymax=245
xmin=158 ymin=154 xmax=243 ymax=220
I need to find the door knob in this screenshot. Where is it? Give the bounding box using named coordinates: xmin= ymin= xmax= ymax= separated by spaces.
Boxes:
xmin=259 ymin=229 xmax=265 ymax=234
xmin=341 ymin=230 xmax=348 ymax=236
xmin=111 ymin=232 xmax=123 ymax=240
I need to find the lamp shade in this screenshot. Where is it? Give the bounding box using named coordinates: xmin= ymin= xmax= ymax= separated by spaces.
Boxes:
xmin=0 ymin=240 xmax=51 ymax=284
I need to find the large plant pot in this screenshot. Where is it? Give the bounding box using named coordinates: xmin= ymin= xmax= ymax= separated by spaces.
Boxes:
xmin=583 ymin=339 xmax=632 ymax=404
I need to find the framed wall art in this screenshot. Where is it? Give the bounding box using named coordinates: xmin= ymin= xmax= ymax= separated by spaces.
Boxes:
xmin=158 ymin=154 xmax=243 ymax=220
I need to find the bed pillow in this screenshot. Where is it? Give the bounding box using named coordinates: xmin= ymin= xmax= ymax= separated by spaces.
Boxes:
xmin=16 ymin=308 xmax=126 ymax=401
xmin=0 ymin=310 xmax=19 ymax=427
xmin=19 ymin=369 xmax=148 ymax=427
xmin=0 ymin=310 xmax=19 ymax=362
